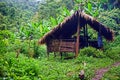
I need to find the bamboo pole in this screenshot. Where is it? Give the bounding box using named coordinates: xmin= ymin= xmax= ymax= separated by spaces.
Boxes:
xmin=75 ymin=21 xmax=80 ymax=57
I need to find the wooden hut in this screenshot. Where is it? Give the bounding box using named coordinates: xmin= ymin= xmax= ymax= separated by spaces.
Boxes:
xmin=38 ymin=10 xmax=114 ymax=58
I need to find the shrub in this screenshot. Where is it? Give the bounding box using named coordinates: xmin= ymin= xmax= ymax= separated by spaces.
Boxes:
xmin=0 ymin=52 xmax=42 ymax=80
xmin=0 ymin=30 xmax=11 ymax=54
xmin=7 ymin=39 xmax=47 ymax=58
xmin=104 ymin=35 xmax=120 ymax=50
xmin=98 ymin=9 xmax=120 ymax=35
xmin=33 ymin=40 xmax=47 ymax=59
xmin=105 ymin=46 xmax=120 ymax=60
xmin=79 ymin=47 xmax=105 ymax=58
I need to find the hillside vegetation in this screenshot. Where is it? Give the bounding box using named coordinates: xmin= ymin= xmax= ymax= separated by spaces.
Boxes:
xmin=0 ymin=0 xmax=120 ymax=80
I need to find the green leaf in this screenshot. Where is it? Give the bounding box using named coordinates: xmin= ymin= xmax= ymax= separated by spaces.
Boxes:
xmin=39 ymin=25 xmax=43 ymax=34
xmin=50 ymin=17 xmax=57 ymax=26
xmin=87 ymin=3 xmax=92 ymax=12
xmin=93 ymin=10 xmax=99 ymax=17
xmin=84 ymin=7 xmax=93 ymax=15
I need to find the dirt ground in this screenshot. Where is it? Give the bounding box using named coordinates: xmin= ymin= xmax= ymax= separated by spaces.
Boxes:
xmin=92 ymin=62 xmax=120 ymax=80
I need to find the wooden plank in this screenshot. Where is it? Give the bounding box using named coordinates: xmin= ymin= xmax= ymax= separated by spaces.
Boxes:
xmin=60 ymin=45 xmax=75 ymax=48
xmin=60 ymin=47 xmax=75 ymax=49
xmin=60 ymin=45 xmax=75 ymax=52
xmin=48 ymin=46 xmax=59 ymax=52
xmin=60 ymin=43 xmax=75 ymax=46
xmin=60 ymin=42 xmax=75 ymax=48
xmin=60 ymin=48 xmax=75 ymax=52
xmin=47 ymin=39 xmax=76 ymax=53
xmin=60 ymin=42 xmax=75 ymax=45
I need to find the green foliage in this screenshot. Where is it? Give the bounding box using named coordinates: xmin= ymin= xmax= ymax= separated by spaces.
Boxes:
xmin=0 ymin=52 xmax=114 ymax=80
xmin=79 ymin=47 xmax=105 ymax=58
xmin=0 ymin=52 xmax=78 ymax=80
xmin=104 ymin=35 xmax=120 ymax=60
xmin=105 ymin=47 xmax=120 ymax=60
xmin=7 ymin=39 xmax=47 ymax=58
xmin=0 ymin=2 xmax=8 ymax=16
xmin=75 ymin=55 xmax=113 ymax=79
xmin=38 ymin=0 xmax=72 ymax=20
xmin=33 ymin=40 xmax=47 ymax=59
xmin=0 ymin=0 xmax=120 ymax=80
xmin=84 ymin=2 xmax=99 ymax=17
xmin=19 ymin=22 xmax=41 ymax=39
xmin=0 ymin=53 xmax=41 ymax=80
xmin=98 ymin=9 xmax=120 ymax=35
xmin=0 ymin=30 xmax=11 ymax=54
xmin=104 ymin=35 xmax=120 ymax=49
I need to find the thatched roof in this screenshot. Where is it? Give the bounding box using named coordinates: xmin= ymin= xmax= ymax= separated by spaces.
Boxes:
xmin=39 ymin=10 xmax=114 ymax=44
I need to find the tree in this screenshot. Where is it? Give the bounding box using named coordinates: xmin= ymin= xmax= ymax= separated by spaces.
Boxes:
xmin=0 ymin=2 xmax=8 ymax=16
xmin=38 ymin=0 xmax=74 ymax=20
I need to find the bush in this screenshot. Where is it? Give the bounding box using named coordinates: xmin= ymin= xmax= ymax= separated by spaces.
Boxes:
xmin=34 ymin=45 xmax=47 ymax=59
xmin=105 ymin=46 xmax=120 ymax=60
xmin=7 ymin=39 xmax=47 ymax=58
xmin=0 ymin=30 xmax=11 ymax=54
xmin=0 ymin=52 xmax=42 ymax=80
xmin=79 ymin=47 xmax=105 ymax=58
xmin=104 ymin=35 xmax=120 ymax=50
xmin=98 ymin=9 xmax=120 ymax=35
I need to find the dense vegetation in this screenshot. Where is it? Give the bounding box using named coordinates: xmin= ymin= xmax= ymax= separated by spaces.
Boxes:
xmin=0 ymin=0 xmax=120 ymax=80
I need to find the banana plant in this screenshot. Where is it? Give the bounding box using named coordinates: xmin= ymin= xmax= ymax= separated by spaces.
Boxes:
xmin=84 ymin=2 xmax=99 ymax=17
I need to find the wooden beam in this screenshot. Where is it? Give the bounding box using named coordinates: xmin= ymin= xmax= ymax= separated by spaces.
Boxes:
xmin=76 ymin=23 xmax=80 ymax=57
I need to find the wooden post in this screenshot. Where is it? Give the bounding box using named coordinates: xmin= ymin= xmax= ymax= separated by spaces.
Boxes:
xmin=76 ymin=23 xmax=80 ymax=57
xmin=85 ymin=24 xmax=88 ymax=47
xmin=83 ymin=24 xmax=88 ymax=47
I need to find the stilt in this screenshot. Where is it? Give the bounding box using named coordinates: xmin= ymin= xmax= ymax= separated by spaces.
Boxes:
xmin=60 ymin=52 xmax=63 ymax=59
xmin=54 ymin=52 xmax=56 ymax=57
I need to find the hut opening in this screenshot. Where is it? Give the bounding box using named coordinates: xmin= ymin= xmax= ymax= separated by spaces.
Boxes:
xmin=38 ymin=10 xmax=114 ymax=58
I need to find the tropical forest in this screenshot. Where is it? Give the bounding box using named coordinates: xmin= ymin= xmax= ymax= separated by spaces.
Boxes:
xmin=0 ymin=0 xmax=120 ymax=80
